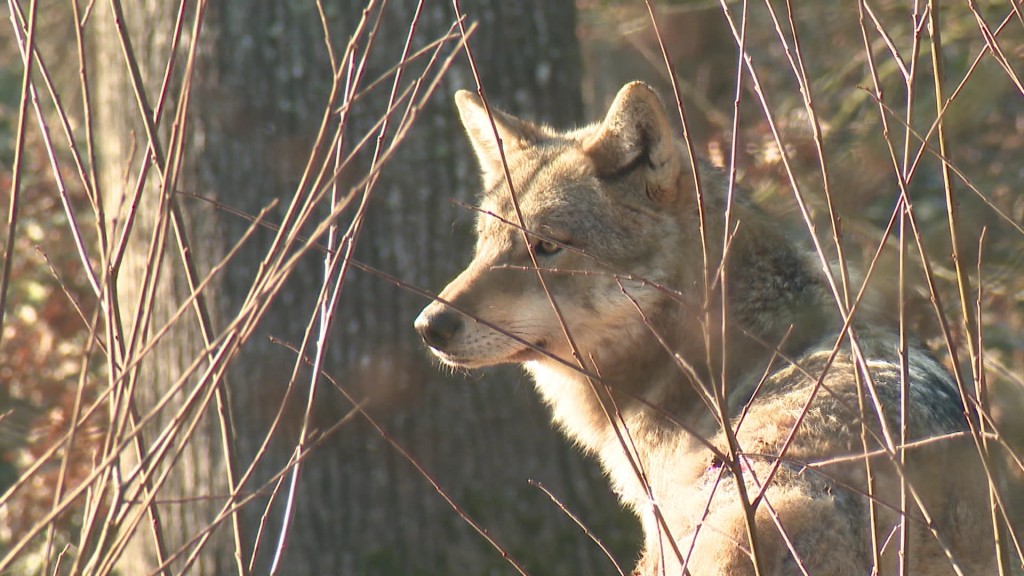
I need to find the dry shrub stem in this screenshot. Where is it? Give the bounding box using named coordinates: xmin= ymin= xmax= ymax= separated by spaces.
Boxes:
xmin=0 ymin=0 xmax=38 ymax=352
xmin=0 ymin=1 xmax=1021 ymax=575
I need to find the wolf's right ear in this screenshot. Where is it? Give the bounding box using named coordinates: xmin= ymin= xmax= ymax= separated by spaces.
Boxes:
xmin=455 ymin=90 xmax=543 ymax=180
xmin=584 ymin=82 xmax=681 ymax=206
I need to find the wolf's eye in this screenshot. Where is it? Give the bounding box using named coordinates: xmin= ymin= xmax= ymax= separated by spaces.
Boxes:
xmin=532 ymin=239 xmax=563 ymax=256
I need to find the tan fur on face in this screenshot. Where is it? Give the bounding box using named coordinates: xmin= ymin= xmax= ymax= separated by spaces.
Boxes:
xmin=415 ymin=82 xmax=1000 ymax=575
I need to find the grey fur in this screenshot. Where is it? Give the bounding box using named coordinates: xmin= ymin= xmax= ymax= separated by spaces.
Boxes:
xmin=415 ymin=82 xmax=995 ymax=575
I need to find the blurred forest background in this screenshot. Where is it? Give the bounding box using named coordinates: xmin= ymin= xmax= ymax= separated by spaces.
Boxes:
xmin=0 ymin=0 xmax=1021 ymax=574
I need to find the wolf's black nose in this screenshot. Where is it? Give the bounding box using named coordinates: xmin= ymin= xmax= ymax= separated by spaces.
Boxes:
xmin=415 ymin=309 xmax=462 ymax=349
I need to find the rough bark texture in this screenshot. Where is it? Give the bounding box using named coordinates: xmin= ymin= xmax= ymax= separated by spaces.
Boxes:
xmin=93 ymin=1 xmax=636 ymax=574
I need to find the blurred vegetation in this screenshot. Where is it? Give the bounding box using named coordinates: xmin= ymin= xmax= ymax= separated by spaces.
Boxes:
xmin=578 ymin=0 xmax=1024 ymax=466
xmin=1 ymin=0 xmax=1022 ymax=571
xmin=0 ymin=51 xmax=101 ymax=565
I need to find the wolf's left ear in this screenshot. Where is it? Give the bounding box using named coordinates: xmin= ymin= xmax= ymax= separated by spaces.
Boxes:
xmin=455 ymin=90 xmax=544 ymax=180
xmin=584 ymin=82 xmax=680 ymax=205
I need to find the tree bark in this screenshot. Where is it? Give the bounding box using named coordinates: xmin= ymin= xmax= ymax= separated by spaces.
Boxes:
xmin=93 ymin=1 xmax=636 ymax=574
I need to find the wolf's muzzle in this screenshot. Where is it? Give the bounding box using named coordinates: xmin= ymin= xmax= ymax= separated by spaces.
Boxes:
xmin=414 ymin=306 xmax=462 ymax=351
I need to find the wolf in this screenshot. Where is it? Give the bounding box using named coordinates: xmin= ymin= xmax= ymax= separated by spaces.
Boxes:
xmin=414 ymin=82 xmax=997 ymax=575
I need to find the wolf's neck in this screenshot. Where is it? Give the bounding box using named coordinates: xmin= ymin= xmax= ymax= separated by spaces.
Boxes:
xmin=524 ymin=330 xmax=716 ymax=457
xmin=721 ymin=214 xmax=835 ymax=361
xmin=524 ymin=206 xmax=831 ymax=483
xmin=525 ymin=352 xmax=715 ymax=506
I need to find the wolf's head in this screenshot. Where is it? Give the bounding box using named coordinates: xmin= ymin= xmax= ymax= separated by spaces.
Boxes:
xmin=414 ymin=82 xmax=703 ymax=371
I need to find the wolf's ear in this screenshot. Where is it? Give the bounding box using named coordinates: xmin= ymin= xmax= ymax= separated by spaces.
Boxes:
xmin=455 ymin=90 xmax=543 ymax=179
xmin=584 ymin=82 xmax=680 ymax=205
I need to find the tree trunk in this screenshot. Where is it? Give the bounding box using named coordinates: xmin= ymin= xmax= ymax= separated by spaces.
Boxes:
xmin=93 ymin=1 xmax=636 ymax=574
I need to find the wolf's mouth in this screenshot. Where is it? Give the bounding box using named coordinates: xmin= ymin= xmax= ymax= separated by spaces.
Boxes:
xmin=428 ymin=347 xmax=473 ymax=368
xmin=430 ymin=339 xmax=547 ymax=368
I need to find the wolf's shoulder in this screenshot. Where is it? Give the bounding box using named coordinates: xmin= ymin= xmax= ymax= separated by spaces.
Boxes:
xmin=756 ymin=330 xmax=967 ymax=437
